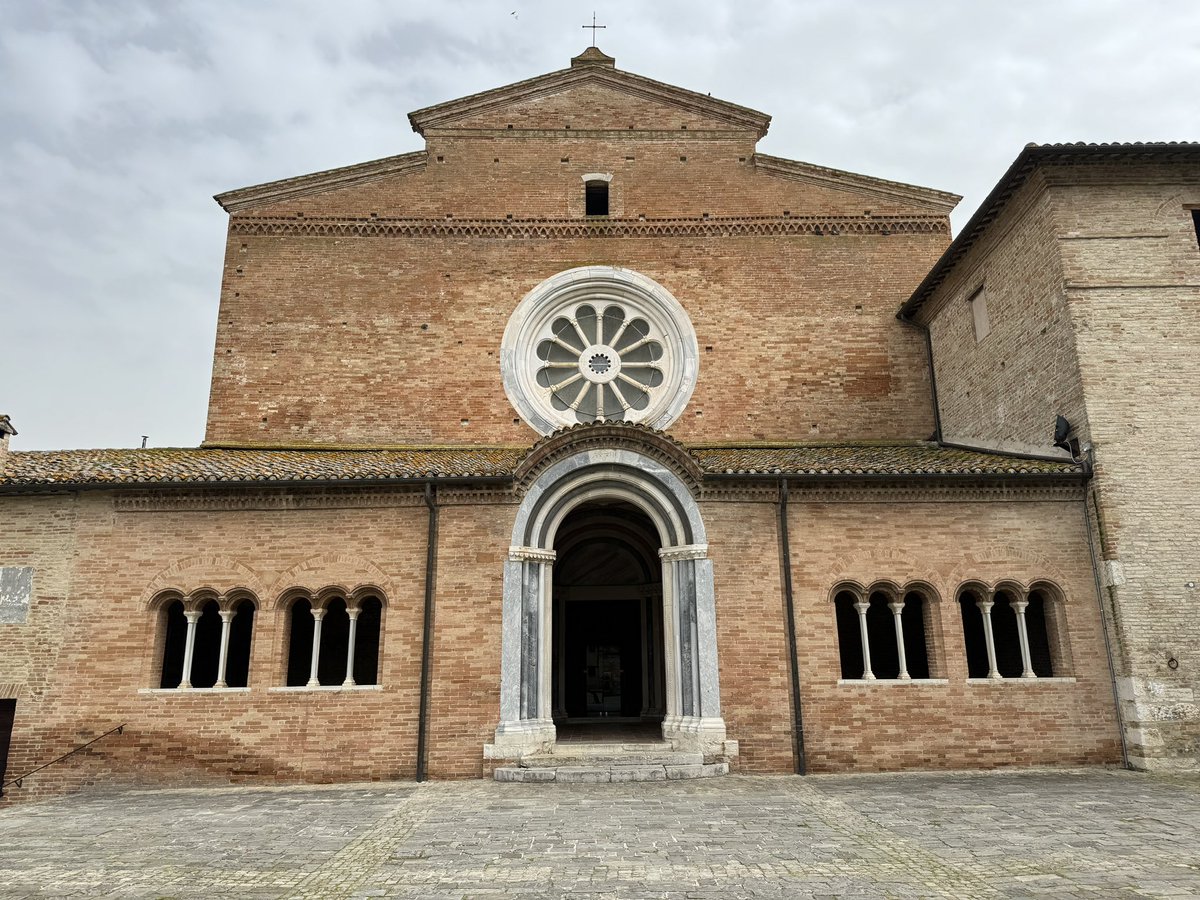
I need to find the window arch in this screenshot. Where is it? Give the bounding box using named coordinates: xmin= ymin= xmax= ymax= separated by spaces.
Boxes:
xmin=958 ymin=581 xmax=1063 ymax=679
xmin=156 ymin=591 xmax=257 ymax=689
xmin=284 ymin=591 xmax=384 ymax=687
xmin=833 ymin=582 xmax=933 ymax=680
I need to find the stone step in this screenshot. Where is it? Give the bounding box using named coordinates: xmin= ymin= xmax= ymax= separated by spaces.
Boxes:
xmin=518 ymin=750 xmax=704 ymax=768
xmin=495 ymin=761 xmax=729 ymax=783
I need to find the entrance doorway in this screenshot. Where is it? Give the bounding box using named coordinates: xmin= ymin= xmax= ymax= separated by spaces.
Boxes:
xmin=551 ymin=500 xmax=665 ymax=731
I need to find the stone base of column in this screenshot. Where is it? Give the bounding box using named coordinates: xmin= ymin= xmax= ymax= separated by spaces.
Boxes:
xmin=662 ymin=715 xmax=728 ymax=756
xmin=485 ymin=718 xmax=556 ymax=760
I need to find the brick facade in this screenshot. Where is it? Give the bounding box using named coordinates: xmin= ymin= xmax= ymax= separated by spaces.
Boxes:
xmin=0 ymin=52 xmax=1136 ymax=799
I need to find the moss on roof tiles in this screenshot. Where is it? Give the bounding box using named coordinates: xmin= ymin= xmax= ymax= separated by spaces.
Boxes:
xmin=0 ymin=441 xmax=1080 ymax=488
xmin=691 ymin=443 xmax=1079 ymax=476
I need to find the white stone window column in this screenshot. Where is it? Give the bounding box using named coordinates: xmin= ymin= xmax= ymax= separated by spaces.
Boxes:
xmin=1011 ymin=597 xmax=1036 ymax=679
xmin=343 ymin=605 xmax=360 ymax=687
xmin=888 ymin=599 xmax=910 ymax=680
xmin=976 ymin=597 xmax=1001 ymax=679
xmin=215 ymin=609 xmax=234 ymax=688
xmin=307 ymin=608 xmax=326 ymax=688
xmin=853 ymin=599 xmax=876 ymax=680
xmin=179 ymin=609 xmax=201 ymax=689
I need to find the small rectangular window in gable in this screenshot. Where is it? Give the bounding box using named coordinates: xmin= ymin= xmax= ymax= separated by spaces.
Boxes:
xmin=968 ymin=287 xmax=990 ymax=343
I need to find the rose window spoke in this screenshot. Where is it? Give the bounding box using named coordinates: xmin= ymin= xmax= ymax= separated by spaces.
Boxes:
xmin=532 ymin=302 xmax=666 ymax=424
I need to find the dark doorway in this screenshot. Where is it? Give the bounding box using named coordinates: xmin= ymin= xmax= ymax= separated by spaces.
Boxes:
xmin=552 ymin=500 xmax=664 ymax=726
xmin=563 ymin=599 xmax=643 ymax=717
xmin=0 ymin=699 xmax=15 ymax=795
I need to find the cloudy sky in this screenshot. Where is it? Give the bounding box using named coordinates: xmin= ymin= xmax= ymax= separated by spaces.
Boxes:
xmin=2 ymin=0 xmax=1197 ymax=450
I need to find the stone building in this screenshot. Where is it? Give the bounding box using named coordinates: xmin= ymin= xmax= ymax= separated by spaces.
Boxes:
xmin=2 ymin=48 xmax=1193 ymax=795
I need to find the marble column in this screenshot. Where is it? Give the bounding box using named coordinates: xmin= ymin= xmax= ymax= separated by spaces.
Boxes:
xmin=853 ymin=599 xmax=876 ymax=680
xmin=888 ymin=598 xmax=910 ymax=680
xmin=215 ymin=609 xmax=234 ymax=688
xmin=1011 ymin=597 xmax=1036 ymax=679
xmin=179 ymin=609 xmax=200 ymax=689
xmin=307 ymin=608 xmax=326 ymax=687
xmin=976 ymin=597 xmax=1001 ymax=679
xmin=343 ymin=606 xmax=360 ymax=686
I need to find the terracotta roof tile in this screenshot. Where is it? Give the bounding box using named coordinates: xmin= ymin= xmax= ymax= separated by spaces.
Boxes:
xmin=691 ymin=443 xmax=1079 ymax=476
xmin=2 ymin=447 xmax=524 ymax=486
xmin=1 ymin=442 xmax=1080 ymax=488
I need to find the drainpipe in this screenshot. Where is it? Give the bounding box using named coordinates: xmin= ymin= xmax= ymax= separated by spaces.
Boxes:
xmin=778 ymin=478 xmax=807 ymax=775
xmin=416 ymin=483 xmax=439 ymax=782
xmin=1081 ymin=456 xmax=1131 ymax=769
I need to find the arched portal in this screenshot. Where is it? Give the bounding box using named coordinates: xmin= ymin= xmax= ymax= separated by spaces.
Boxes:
xmin=552 ymin=500 xmax=666 ymax=729
xmin=490 ymin=445 xmax=727 ymax=759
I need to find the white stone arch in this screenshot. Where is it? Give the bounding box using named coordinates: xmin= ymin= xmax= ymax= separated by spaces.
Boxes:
xmin=491 ymin=447 xmax=725 ymax=759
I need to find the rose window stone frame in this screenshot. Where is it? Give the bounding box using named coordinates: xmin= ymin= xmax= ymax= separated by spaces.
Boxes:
xmin=501 ymin=266 xmax=699 ymax=435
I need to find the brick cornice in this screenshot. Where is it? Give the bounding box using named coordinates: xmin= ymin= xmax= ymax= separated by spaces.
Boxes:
xmin=228 ymin=214 xmax=949 ymax=240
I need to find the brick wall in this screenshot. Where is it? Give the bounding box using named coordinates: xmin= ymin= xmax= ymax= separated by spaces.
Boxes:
xmin=0 ymin=483 xmax=1122 ymax=797
xmin=205 ymin=80 xmax=949 ymax=446
xmin=921 ymin=155 xmax=1200 ymax=769
xmin=1055 ymin=165 xmax=1200 ymax=769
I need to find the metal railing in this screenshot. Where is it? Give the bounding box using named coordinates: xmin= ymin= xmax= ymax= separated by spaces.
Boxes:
xmin=1 ymin=723 xmax=125 ymax=797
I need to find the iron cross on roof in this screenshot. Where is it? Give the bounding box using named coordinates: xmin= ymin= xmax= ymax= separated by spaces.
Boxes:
xmin=583 ymin=12 xmax=606 ymax=47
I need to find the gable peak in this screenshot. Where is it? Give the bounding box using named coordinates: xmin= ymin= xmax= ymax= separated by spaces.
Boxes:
xmin=571 ymin=46 xmax=616 ymax=68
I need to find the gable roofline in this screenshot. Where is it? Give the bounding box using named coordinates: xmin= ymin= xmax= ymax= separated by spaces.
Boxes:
xmin=407 ymin=50 xmax=771 ymax=139
xmin=898 ymin=141 xmax=1200 ymax=320
xmin=214 ymin=151 xmax=427 ymax=213
xmin=754 ymin=154 xmax=961 ymax=213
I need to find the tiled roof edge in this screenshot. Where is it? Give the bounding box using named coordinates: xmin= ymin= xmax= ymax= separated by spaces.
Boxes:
xmin=899 ymin=141 xmax=1200 ymax=319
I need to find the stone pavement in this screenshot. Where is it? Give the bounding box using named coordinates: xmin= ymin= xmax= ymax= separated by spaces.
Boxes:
xmin=1 ymin=769 xmax=1199 ymax=898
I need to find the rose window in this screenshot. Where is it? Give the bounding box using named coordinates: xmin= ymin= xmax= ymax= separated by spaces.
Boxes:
xmin=501 ymin=266 xmax=698 ymax=435
xmin=534 ymin=304 xmax=666 ymax=423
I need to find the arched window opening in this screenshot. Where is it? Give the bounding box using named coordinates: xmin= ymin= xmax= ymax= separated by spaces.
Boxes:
xmin=317 ymin=598 xmax=351 ymax=686
xmin=959 ymin=590 xmax=991 ymax=678
xmin=834 ymin=590 xmax=863 ymax=679
xmin=585 ymin=180 xmax=609 ymax=216
xmin=286 ymin=598 xmax=315 ymax=686
xmin=901 ymin=591 xmax=931 ymax=680
xmin=224 ymin=598 xmax=255 ymax=688
xmin=991 ymin=590 xmax=1024 ymax=678
xmin=1026 ymin=590 xmax=1055 ymax=677
xmin=159 ymin=600 xmax=188 ymax=689
xmin=190 ymin=600 xmax=223 ymax=689
xmin=865 ymin=592 xmax=900 ymax=678
xmin=836 ymin=586 xmax=934 ymax=680
xmin=352 ymin=596 xmax=383 ymax=686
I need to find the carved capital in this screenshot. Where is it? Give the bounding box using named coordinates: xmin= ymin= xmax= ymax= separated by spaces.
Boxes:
xmin=659 ymin=543 xmax=708 ymax=562
xmin=508 ymin=546 xmax=557 ymax=563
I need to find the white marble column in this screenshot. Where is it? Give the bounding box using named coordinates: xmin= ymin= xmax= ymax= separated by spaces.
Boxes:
xmin=215 ymin=609 xmax=234 ymax=688
xmin=853 ymin=599 xmax=876 ymax=680
xmin=1011 ymin=597 xmax=1036 ymax=679
xmin=307 ymin=608 xmax=326 ymax=687
xmin=976 ymin=597 xmax=1001 ymax=679
xmin=343 ymin=606 xmax=360 ymax=686
xmin=179 ymin=609 xmax=200 ymax=689
xmin=888 ymin=599 xmax=910 ymax=680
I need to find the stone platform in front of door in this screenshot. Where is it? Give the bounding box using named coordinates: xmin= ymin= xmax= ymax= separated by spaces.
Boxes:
xmin=493 ymin=729 xmax=730 ymax=783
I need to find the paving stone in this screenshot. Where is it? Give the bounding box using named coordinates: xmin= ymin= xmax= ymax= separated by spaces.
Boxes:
xmin=0 ymin=770 xmax=1198 ymax=897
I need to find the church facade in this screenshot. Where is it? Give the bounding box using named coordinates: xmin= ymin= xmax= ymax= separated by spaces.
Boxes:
xmin=2 ymin=48 xmax=1196 ymax=796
